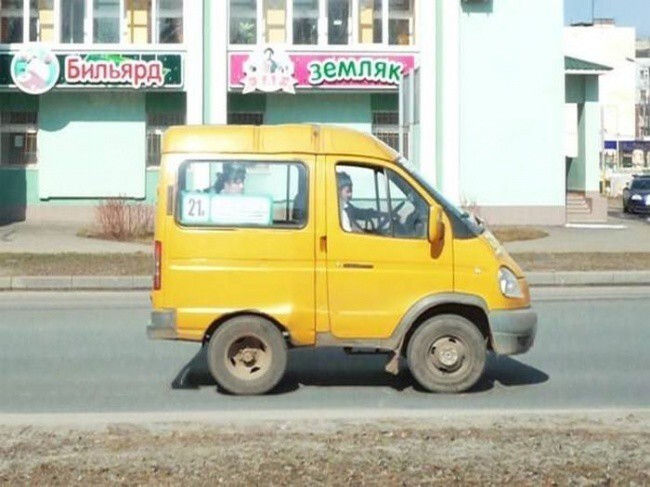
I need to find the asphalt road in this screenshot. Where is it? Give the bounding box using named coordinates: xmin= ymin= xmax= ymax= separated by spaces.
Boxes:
xmin=0 ymin=288 xmax=648 ymax=416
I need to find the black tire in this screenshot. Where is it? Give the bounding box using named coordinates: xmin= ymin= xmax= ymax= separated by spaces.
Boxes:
xmin=207 ymin=316 xmax=287 ymax=395
xmin=406 ymin=314 xmax=486 ymax=393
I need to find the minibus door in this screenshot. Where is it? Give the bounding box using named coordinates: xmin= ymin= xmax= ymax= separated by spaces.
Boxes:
xmin=324 ymin=158 xmax=454 ymax=339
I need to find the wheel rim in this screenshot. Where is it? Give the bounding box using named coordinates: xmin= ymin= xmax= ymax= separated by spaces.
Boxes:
xmin=225 ymin=335 xmax=272 ymax=381
xmin=428 ymin=336 xmax=469 ymax=375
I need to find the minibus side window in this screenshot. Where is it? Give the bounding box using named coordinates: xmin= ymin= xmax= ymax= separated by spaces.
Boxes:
xmin=336 ymin=164 xmax=428 ymax=239
xmin=176 ymin=160 xmax=308 ymax=228
xmin=386 ymin=169 xmax=428 ymax=239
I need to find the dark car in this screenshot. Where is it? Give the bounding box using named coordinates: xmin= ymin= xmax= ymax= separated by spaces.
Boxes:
xmin=622 ymin=175 xmax=650 ymax=214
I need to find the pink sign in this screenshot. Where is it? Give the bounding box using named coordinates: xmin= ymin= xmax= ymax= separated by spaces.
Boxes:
xmin=230 ymin=51 xmax=416 ymax=92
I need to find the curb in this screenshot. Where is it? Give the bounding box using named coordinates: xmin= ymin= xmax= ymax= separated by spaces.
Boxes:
xmin=0 ymin=276 xmax=152 ymax=291
xmin=2 ymin=272 xmax=650 ymax=291
xmin=527 ymin=271 xmax=650 ymax=287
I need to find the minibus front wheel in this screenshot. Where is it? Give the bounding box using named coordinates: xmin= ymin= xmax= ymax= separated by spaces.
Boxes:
xmin=406 ymin=314 xmax=486 ymax=393
xmin=206 ymin=316 xmax=288 ymax=395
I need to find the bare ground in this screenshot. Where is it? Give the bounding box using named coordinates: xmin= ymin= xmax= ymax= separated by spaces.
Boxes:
xmin=491 ymin=227 xmax=549 ymax=243
xmin=0 ymin=253 xmax=152 ymax=277
xmin=512 ymin=252 xmax=650 ymax=271
xmin=1 ymin=413 xmax=648 ymax=486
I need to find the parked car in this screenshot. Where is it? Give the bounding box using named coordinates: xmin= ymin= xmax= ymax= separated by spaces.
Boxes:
xmin=622 ymin=175 xmax=650 ymax=214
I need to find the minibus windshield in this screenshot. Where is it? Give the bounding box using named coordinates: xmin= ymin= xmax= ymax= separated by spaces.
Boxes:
xmin=397 ymin=157 xmax=484 ymax=238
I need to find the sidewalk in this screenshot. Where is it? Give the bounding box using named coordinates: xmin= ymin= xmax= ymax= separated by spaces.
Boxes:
xmin=0 ymin=220 xmax=150 ymax=254
xmin=501 ymin=213 xmax=650 ymax=253
xmin=1 ymin=211 xmax=649 ymax=290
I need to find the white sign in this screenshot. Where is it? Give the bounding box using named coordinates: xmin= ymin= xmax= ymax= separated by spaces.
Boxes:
xmin=210 ymin=195 xmax=272 ymax=225
xmin=181 ymin=193 xmax=210 ymax=224
xmin=180 ymin=192 xmax=272 ymax=226
xmin=241 ymin=47 xmax=297 ymax=94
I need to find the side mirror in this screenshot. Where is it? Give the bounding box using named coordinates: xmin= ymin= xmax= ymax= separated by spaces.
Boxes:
xmin=428 ymin=206 xmax=444 ymax=243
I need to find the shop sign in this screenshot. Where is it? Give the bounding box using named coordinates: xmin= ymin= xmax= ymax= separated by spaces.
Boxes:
xmin=65 ymin=55 xmax=165 ymax=88
xmin=240 ymin=47 xmax=298 ymax=94
xmin=0 ymin=50 xmax=183 ymax=93
xmin=10 ymin=46 xmax=60 ymax=95
xmin=230 ymin=51 xmax=415 ymax=91
xmin=615 ymin=140 xmax=650 ymax=152
xmin=308 ymin=58 xmax=405 ymax=86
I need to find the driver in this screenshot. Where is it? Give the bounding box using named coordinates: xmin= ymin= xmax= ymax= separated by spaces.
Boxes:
xmin=337 ymin=171 xmax=377 ymax=233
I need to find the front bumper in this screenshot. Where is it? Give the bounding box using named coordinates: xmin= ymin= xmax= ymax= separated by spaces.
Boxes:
xmin=628 ymin=200 xmax=650 ymax=214
xmin=147 ymin=309 xmax=179 ymax=340
xmin=489 ymin=307 xmax=537 ymax=355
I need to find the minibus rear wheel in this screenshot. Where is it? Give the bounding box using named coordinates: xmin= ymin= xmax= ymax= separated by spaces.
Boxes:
xmin=207 ymin=316 xmax=287 ymax=395
xmin=406 ymin=314 xmax=486 ymax=393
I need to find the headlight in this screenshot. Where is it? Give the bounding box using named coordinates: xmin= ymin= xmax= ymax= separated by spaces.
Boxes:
xmin=498 ymin=267 xmax=523 ymax=299
xmin=631 ymin=194 xmax=643 ymax=201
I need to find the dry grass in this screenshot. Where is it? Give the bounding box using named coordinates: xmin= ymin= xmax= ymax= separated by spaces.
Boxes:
xmin=0 ymin=253 xmax=152 ymax=277
xmin=2 ymin=251 xmax=650 ymax=277
xmin=511 ymin=252 xmax=650 ymax=272
xmin=0 ymin=417 xmax=648 ymax=486
xmin=491 ymin=227 xmax=549 ymax=243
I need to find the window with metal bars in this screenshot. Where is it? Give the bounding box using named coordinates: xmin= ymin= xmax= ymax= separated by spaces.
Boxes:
xmin=1 ymin=112 xmax=38 ymax=125
xmin=371 ymin=110 xmax=407 ymax=157
xmin=146 ymin=111 xmax=185 ymax=167
xmin=227 ymin=112 xmax=265 ymax=125
xmin=0 ymin=111 xmax=38 ymax=166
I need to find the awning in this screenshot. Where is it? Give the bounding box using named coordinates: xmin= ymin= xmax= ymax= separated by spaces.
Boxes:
xmin=565 ymin=56 xmax=612 ymax=75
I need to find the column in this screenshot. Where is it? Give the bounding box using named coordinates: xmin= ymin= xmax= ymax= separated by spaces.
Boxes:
xmin=437 ymin=0 xmax=461 ymax=203
xmin=203 ymin=0 xmax=229 ymax=124
xmin=185 ymin=0 xmax=204 ymax=124
xmin=582 ymin=76 xmax=601 ymax=193
xmin=416 ymin=0 xmax=437 ymax=185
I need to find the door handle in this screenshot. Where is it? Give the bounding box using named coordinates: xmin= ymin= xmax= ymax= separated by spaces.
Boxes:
xmin=340 ymin=262 xmax=374 ymax=269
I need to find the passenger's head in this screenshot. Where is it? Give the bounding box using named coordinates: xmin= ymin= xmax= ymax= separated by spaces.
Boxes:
xmin=337 ymin=171 xmax=353 ymax=203
xmin=217 ymin=163 xmax=247 ymax=194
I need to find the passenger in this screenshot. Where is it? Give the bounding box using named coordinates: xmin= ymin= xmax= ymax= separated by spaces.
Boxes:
xmin=212 ymin=163 xmax=246 ymax=194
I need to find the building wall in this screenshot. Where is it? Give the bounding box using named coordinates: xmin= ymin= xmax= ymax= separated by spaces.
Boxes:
xmin=565 ymin=25 xmax=637 ymax=140
xmin=637 ymin=57 xmax=650 ymax=138
xmin=0 ymin=1 xmax=193 ymax=223
xmin=459 ymin=0 xmax=565 ymax=224
xmin=265 ymin=93 xmax=372 ymax=133
xmin=0 ymin=168 xmax=158 ymax=223
xmin=1 ymin=78 xmax=186 ymax=224
xmin=1 ymin=0 xmax=570 ymax=226
xmin=0 ymin=91 xmax=179 ymax=221
xmin=38 ymin=92 xmax=146 ymax=199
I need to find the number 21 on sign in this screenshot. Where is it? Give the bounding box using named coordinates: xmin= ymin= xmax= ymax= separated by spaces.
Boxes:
xmin=181 ymin=193 xmax=209 ymax=223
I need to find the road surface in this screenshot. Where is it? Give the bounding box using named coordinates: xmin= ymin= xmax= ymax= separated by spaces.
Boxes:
xmin=0 ymin=288 xmax=648 ymax=416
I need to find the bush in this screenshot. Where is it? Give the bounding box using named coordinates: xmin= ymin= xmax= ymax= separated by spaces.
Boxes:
xmin=94 ymin=199 xmax=154 ymax=241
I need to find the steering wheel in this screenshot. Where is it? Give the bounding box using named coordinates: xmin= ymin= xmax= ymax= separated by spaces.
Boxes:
xmin=362 ymin=214 xmax=376 ymax=232
xmin=376 ymin=200 xmax=406 ymax=232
